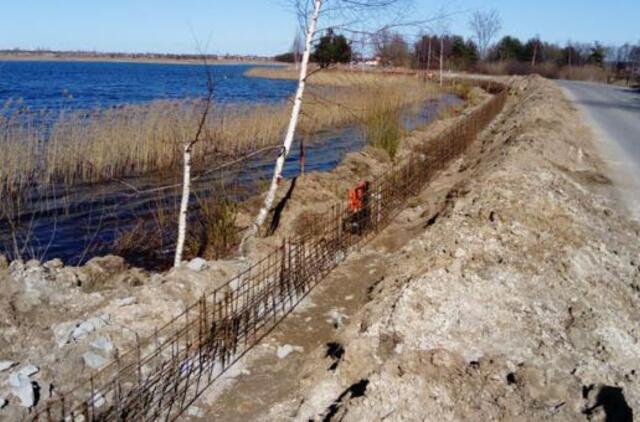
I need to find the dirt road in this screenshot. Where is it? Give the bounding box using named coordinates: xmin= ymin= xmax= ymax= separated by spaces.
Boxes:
xmin=558 ymin=80 xmax=640 ymax=218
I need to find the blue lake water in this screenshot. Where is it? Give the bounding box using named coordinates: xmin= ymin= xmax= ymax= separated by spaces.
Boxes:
xmin=0 ymin=61 xmax=296 ymax=112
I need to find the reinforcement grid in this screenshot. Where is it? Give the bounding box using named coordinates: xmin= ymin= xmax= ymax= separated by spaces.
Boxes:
xmin=33 ymin=81 xmax=507 ymax=421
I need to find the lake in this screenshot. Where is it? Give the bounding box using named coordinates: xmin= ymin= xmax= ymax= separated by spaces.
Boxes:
xmin=0 ymin=61 xmax=297 ymax=112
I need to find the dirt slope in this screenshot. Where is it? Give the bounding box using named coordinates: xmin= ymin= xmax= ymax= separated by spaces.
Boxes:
xmin=204 ymin=76 xmax=639 ymax=421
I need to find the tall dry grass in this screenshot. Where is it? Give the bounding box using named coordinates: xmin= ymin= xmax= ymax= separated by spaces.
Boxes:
xmin=0 ymin=72 xmax=440 ymax=195
xmin=475 ymin=61 xmax=609 ymax=82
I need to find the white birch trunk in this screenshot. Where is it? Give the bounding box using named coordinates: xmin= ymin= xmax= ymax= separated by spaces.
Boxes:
xmin=174 ymin=143 xmax=192 ymax=267
xmin=239 ymin=0 xmax=323 ymax=252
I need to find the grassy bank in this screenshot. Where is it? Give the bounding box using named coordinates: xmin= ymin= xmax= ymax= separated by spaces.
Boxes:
xmin=1 ymin=72 xmax=440 ymax=196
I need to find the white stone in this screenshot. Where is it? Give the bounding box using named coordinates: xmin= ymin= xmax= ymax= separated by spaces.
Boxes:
xmin=187 ymin=405 xmax=204 ymax=417
xmin=53 ymin=314 xmax=110 ymax=347
xmin=187 ymin=258 xmax=207 ymax=272
xmin=17 ymin=364 xmax=39 ymax=377
xmin=91 ymin=392 xmax=106 ymax=408
xmin=0 ymin=395 xmax=7 ymax=408
xmin=83 ymin=352 xmax=108 ymax=369
xmin=325 ymin=308 xmax=348 ymax=328
xmin=276 ymin=344 xmax=303 ymax=359
xmin=52 ymin=321 xmax=79 ymax=347
xmin=114 ymin=296 xmax=136 ymax=307
xmin=277 ymin=344 xmax=294 ymax=359
xmin=90 ymin=337 xmax=114 ymax=354
xmin=0 ymin=361 xmax=17 ymax=372
xmin=8 ymin=372 xmax=34 ymax=407
xmin=70 ymin=315 xmax=110 ymax=342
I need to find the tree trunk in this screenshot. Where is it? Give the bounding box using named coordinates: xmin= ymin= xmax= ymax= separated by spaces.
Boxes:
xmin=174 ymin=143 xmax=192 ymax=267
xmin=239 ymin=0 xmax=323 ymax=253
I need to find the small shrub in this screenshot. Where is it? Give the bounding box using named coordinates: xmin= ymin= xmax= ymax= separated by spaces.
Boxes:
xmin=557 ymin=65 xmax=608 ymax=82
xmin=450 ymin=80 xmax=473 ymax=100
xmin=186 ymin=194 xmax=239 ymax=260
xmin=111 ymin=196 xmax=177 ymax=269
xmin=362 ymin=102 xmax=403 ymax=160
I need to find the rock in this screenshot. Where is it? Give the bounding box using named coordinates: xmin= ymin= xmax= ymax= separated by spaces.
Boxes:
xmin=114 ymin=296 xmax=136 ymax=307
xmin=0 ymin=361 xmax=17 ymax=372
xmin=52 ymin=321 xmax=79 ymax=347
xmin=276 ymin=344 xmax=303 ymax=359
xmin=90 ymin=337 xmax=114 ymax=354
xmin=0 ymin=254 xmax=8 ymax=270
xmin=325 ymin=308 xmax=348 ymax=329
xmin=277 ymin=344 xmax=294 ymax=359
xmin=71 ymin=315 xmax=110 ymax=341
xmin=8 ymin=372 xmax=35 ymax=407
xmin=53 ymin=314 xmax=111 ymax=347
xmin=0 ymin=395 xmax=7 ymax=408
xmin=91 ymin=392 xmax=106 ymax=408
xmin=43 ymin=258 xmax=64 ymax=270
xmin=17 ymin=364 xmax=39 ymax=377
xmin=187 ymin=258 xmax=207 ymax=272
xmin=83 ymin=352 xmax=108 ymax=369
xmin=187 ymin=405 xmax=204 ymax=417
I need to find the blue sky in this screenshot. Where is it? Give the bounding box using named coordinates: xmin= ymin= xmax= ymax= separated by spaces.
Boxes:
xmin=1 ymin=0 xmax=638 ymax=55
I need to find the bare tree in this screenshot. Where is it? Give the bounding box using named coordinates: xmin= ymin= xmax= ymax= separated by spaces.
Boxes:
xmin=468 ymin=9 xmax=501 ymax=60
xmin=174 ymin=64 xmax=214 ymax=267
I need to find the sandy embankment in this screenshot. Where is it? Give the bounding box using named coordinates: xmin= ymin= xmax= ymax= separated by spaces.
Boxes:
xmin=200 ymin=76 xmax=639 ymax=421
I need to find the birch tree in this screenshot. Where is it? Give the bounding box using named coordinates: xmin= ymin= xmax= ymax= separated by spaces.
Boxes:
xmin=174 ymin=68 xmax=213 ymax=267
xmin=239 ymin=0 xmax=414 ymax=253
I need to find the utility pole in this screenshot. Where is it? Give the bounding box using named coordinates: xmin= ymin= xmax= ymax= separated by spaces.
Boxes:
xmin=427 ymin=36 xmax=432 ymax=72
xmin=440 ymin=36 xmax=444 ymax=86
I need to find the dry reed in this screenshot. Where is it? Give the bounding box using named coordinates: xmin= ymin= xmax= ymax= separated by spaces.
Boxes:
xmin=1 ymin=72 xmax=440 ymax=195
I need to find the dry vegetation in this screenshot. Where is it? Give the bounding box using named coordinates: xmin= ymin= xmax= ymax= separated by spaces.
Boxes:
xmin=476 ymin=61 xmax=609 ymax=82
xmin=0 ymin=72 xmax=440 ymax=196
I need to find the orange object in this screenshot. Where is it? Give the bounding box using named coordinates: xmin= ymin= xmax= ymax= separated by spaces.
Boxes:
xmin=348 ymin=181 xmax=367 ymax=212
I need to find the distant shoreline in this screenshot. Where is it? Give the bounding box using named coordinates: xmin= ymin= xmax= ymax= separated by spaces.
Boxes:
xmin=0 ymin=53 xmax=284 ymax=66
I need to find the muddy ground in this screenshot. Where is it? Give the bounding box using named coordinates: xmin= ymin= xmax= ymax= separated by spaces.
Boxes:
xmin=1 ymin=76 xmax=638 ymax=421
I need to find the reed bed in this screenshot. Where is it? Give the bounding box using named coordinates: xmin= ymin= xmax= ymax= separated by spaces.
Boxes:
xmin=0 ymin=72 xmax=440 ymax=195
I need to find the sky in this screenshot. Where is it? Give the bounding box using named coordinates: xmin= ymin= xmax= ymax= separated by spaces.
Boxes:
xmin=0 ymin=0 xmax=638 ymax=56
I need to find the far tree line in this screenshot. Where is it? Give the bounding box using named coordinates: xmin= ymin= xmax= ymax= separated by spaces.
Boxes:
xmin=275 ymin=12 xmax=640 ymax=83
